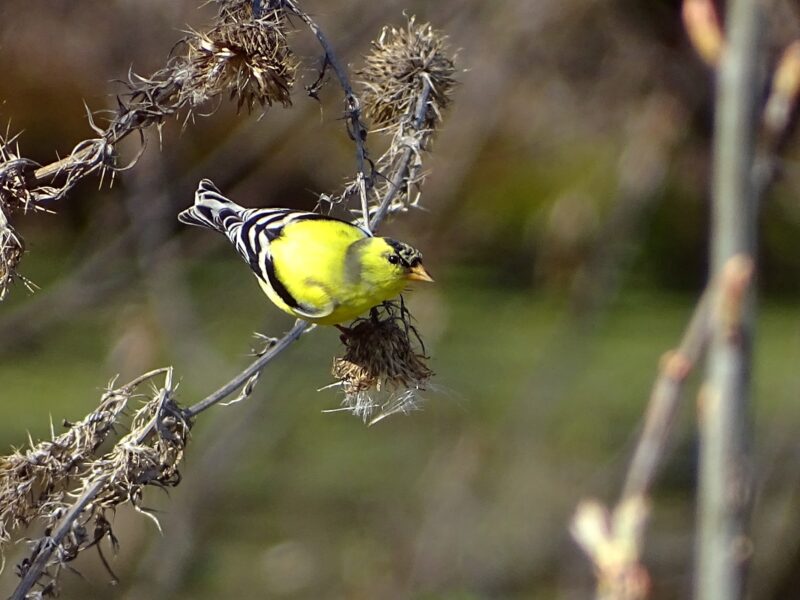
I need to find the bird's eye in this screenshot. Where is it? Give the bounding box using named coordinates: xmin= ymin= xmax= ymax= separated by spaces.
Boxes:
xmin=387 ymin=254 xmax=400 ymax=265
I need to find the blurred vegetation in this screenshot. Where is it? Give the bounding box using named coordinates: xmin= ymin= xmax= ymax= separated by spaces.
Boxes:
xmin=2 ymin=0 xmax=800 ymax=598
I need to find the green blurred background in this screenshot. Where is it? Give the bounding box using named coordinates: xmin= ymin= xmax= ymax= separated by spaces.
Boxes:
xmin=2 ymin=1 xmax=800 ymax=598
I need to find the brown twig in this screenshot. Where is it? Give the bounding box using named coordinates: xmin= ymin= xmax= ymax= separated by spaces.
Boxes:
xmin=620 ymin=290 xmax=712 ymax=500
xmin=370 ymin=80 xmax=431 ymax=230
xmin=573 ymin=1 xmax=773 ymax=594
xmin=571 ymin=290 xmax=710 ymax=600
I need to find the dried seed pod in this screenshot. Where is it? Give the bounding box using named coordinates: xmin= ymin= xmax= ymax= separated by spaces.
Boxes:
xmin=184 ymin=7 xmax=296 ymax=111
xmin=358 ymin=16 xmax=456 ymax=131
xmin=331 ymin=303 xmax=433 ymax=423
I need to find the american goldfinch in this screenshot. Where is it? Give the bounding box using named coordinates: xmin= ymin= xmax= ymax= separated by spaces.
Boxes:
xmin=178 ymin=180 xmax=434 ymax=325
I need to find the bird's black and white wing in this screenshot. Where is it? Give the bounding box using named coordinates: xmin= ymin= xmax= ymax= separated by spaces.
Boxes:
xmin=178 ymin=179 xmax=364 ymax=318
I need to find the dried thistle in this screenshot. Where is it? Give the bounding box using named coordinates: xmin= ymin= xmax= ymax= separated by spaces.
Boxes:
xmin=117 ymin=4 xmax=295 ymax=131
xmin=330 ymin=302 xmax=433 ymax=424
xmin=0 ymin=214 xmax=25 ymax=301
xmin=8 ymin=368 xmax=188 ymax=597
xmin=183 ymin=5 xmax=296 ymax=111
xmin=88 ymin=377 xmax=189 ymax=522
xmin=336 ymin=16 xmax=457 ymax=226
xmin=358 ymin=16 xmax=456 ymax=132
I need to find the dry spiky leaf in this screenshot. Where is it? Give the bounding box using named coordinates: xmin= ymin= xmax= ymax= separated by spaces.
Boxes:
xmin=0 ymin=132 xmax=48 ymax=300
xmin=0 ymin=216 xmax=25 ymax=301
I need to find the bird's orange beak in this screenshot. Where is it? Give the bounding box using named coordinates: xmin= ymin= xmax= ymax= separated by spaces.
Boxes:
xmin=407 ymin=263 xmax=435 ymax=282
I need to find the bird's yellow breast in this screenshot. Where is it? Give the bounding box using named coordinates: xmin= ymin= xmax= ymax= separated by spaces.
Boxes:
xmin=265 ymin=219 xmax=373 ymax=324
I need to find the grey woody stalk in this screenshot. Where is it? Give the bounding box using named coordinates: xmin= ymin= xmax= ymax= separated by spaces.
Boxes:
xmin=696 ymin=0 xmax=763 ymax=598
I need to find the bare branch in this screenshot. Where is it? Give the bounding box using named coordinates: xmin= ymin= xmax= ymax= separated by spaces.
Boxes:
xmin=281 ymin=0 xmax=372 ymax=228
xmin=620 ymin=290 xmax=712 ymax=500
xmin=696 ymin=0 xmax=763 ymax=596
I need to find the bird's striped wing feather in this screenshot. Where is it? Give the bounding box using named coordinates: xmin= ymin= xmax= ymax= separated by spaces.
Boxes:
xmin=187 ymin=179 xmax=370 ymax=320
xmin=234 ymin=210 xmax=363 ymax=318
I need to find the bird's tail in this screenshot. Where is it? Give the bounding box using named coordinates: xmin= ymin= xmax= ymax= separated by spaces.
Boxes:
xmin=178 ymin=179 xmax=244 ymax=233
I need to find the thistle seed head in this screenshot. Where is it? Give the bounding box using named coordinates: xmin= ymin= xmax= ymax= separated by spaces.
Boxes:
xmin=358 ymin=16 xmax=456 ymax=131
xmin=331 ymin=303 xmax=433 ymax=424
xmin=185 ymin=6 xmax=296 ymax=111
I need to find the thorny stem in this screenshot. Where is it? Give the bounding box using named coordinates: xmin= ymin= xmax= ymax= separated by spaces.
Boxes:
xmin=11 ymin=480 xmax=105 ymax=600
xmin=123 ymin=367 xmax=174 ymax=391
xmin=281 ymin=0 xmax=372 ymax=230
xmin=32 ymin=151 xmax=93 ymax=187
xmin=369 ymin=78 xmax=431 ymax=230
xmin=184 ymin=320 xmax=309 ymax=417
xmin=28 ymin=83 xmax=179 ymax=191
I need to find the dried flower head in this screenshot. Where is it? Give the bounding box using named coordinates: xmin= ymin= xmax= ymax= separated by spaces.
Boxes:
xmin=91 ymin=379 xmax=189 ymax=519
xmin=184 ymin=5 xmax=296 ymax=111
xmin=331 ymin=302 xmax=433 ymax=424
xmin=358 ymin=16 xmax=456 ymax=131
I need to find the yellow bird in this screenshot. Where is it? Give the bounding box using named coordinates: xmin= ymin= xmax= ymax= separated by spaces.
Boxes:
xmin=178 ymin=180 xmax=434 ymax=325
